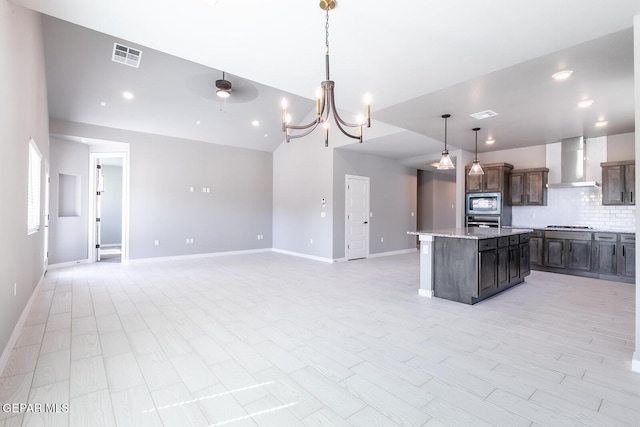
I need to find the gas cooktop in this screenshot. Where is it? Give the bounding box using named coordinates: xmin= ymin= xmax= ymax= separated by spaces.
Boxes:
xmin=546 ymin=225 xmax=594 ymax=229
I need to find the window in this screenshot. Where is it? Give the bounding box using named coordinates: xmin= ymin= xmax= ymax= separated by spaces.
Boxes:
xmin=27 ymin=138 xmax=42 ymax=235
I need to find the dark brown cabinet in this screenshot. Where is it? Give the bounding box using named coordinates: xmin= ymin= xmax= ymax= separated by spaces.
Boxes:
xmin=529 ymin=230 xmax=544 ymax=267
xmin=601 ymin=161 xmax=635 ymax=205
xmin=433 ymin=231 xmax=531 ymax=304
xmin=465 ymin=163 xmax=513 ymax=193
xmin=620 ymin=234 xmax=636 ymax=278
xmin=479 ymin=246 xmax=498 ymax=296
xmin=532 ymin=230 xmax=634 ymax=283
xmin=544 ymin=230 xmax=591 ymax=271
xmin=519 ymin=236 xmax=531 ymax=278
xmin=509 ymin=168 xmax=549 ymax=206
xmin=593 ymin=233 xmax=617 ymax=275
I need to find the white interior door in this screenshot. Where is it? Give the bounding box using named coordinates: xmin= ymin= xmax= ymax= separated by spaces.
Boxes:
xmin=346 ymin=175 xmax=370 ymax=260
xmin=95 ymin=161 xmax=103 ymax=261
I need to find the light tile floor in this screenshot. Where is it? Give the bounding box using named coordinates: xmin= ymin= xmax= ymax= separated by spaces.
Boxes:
xmin=0 ymin=252 xmax=638 ymax=426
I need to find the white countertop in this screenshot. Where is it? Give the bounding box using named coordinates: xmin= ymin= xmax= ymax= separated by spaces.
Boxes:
xmin=408 ymin=228 xmax=533 ymax=240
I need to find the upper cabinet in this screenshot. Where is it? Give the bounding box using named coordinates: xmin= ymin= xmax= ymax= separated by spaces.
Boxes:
xmin=601 ymin=161 xmax=635 ymax=205
xmin=509 ymin=168 xmax=549 ymax=206
xmin=465 ymin=163 xmax=513 ymax=193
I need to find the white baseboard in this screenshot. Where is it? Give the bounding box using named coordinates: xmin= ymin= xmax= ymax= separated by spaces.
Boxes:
xmin=47 ymin=259 xmax=90 ymax=270
xmin=271 ymin=248 xmax=334 ymax=263
xmin=368 ymin=248 xmax=418 ymax=258
xmin=0 ymin=273 xmax=45 ymax=376
xmin=633 ymin=352 xmax=640 ymax=373
xmin=128 ymin=248 xmax=272 ymax=264
xmin=418 ymin=289 xmax=434 ymax=298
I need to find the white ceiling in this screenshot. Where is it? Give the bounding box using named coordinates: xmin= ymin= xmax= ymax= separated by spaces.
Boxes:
xmin=13 ymin=0 xmax=640 ymax=166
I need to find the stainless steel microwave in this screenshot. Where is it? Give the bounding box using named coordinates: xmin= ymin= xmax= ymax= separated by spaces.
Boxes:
xmin=466 ymin=192 xmax=501 ymax=215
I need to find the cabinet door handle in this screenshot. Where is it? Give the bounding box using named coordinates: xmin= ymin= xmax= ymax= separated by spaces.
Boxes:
xmin=520 ymin=195 xmax=523 ymax=204
xmin=631 ymin=191 xmax=633 ymax=203
xmin=622 ymin=191 xmax=624 ymax=202
xmin=623 ymin=246 xmax=625 ymax=257
xmin=613 ymin=245 xmax=616 ymax=256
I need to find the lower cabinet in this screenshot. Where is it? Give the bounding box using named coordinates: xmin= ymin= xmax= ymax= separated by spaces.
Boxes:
xmin=478 ymin=246 xmax=498 ymax=296
xmin=593 ymin=233 xmax=617 ymax=275
xmin=620 ymin=234 xmax=636 ymax=278
xmin=544 ymin=231 xmax=591 ymax=271
xmin=532 ymin=230 xmax=635 ymax=283
xmin=529 ymin=230 xmax=544 ymax=267
xmin=433 ymin=232 xmax=532 ymax=304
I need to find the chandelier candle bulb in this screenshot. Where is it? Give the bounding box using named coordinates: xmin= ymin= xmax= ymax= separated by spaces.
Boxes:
xmin=316 ymin=88 xmax=322 ymax=117
xmin=323 ymin=121 xmax=329 ymax=147
xmin=281 ymin=98 xmax=287 ymax=131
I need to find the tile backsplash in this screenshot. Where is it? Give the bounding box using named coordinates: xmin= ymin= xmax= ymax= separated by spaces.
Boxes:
xmin=512 ymin=186 xmax=635 ymax=231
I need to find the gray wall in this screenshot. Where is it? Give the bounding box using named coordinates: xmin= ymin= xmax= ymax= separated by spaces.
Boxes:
xmin=417 ymin=170 xmax=456 ymax=230
xmin=333 ymin=149 xmax=417 ymax=259
xmin=49 ymin=137 xmax=90 ymax=264
xmin=273 ymin=137 xmax=334 ymax=259
xmin=127 ymin=134 xmax=273 ymax=259
xmin=0 ymin=3 xmax=49 ymax=359
xmin=101 ymin=164 xmax=123 ymax=245
xmin=48 ymin=121 xmax=274 ymax=261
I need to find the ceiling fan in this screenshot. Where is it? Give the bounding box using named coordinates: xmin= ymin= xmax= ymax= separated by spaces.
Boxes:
xmin=215 ymin=71 xmax=232 ymax=99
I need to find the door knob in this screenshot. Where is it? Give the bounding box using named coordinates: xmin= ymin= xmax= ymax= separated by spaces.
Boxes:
xmin=364 ymin=221 xmax=369 ymax=224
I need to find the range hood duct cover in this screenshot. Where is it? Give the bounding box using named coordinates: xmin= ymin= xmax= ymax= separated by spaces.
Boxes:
xmin=547 ymin=136 xmax=601 ymax=188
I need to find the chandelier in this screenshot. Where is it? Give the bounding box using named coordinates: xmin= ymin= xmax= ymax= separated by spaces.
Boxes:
xmin=280 ymin=0 xmax=371 ymax=147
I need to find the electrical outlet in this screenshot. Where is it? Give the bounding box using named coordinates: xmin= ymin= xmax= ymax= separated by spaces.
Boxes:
xmin=310 ymin=238 xmax=313 ymax=244
xmin=320 ymin=212 xmax=326 ymax=217
xmin=411 ymin=212 xmax=415 ymax=217
xmin=190 ymin=186 xmax=194 ymax=193
xmin=154 ymin=240 xmax=159 ymax=246
xmin=381 ymin=237 xmax=384 ymax=243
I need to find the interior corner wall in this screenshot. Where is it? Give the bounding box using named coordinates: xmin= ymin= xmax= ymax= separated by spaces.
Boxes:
xmin=0 ymin=2 xmax=49 ymax=359
xmin=417 ymin=170 xmax=456 ymax=230
xmin=333 ymin=149 xmax=417 ymax=259
xmin=273 ymin=139 xmax=334 ymax=259
xmin=49 ymin=137 xmax=90 ymax=264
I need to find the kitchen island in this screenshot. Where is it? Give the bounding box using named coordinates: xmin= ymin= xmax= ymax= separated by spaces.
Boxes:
xmin=409 ymin=228 xmax=533 ymax=304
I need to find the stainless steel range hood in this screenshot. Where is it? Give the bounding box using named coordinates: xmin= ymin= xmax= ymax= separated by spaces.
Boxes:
xmin=546 ymin=136 xmax=602 ymax=188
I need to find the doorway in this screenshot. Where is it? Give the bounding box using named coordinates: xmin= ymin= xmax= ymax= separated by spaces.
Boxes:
xmin=89 ymin=153 xmax=129 ymax=263
xmin=345 ymin=175 xmax=370 ymax=260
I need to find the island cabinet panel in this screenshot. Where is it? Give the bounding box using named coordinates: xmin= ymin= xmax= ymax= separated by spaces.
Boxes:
xmin=593 ymin=233 xmax=617 ymax=275
xmin=497 ymin=237 xmax=509 ymax=287
xmin=433 ymin=238 xmax=481 ymax=304
xmin=620 ymin=234 xmax=636 ymax=278
xmin=519 ymin=234 xmax=531 ymax=278
xmin=431 ymin=231 xmax=531 ymax=304
xmin=479 ymin=247 xmax=498 ymax=296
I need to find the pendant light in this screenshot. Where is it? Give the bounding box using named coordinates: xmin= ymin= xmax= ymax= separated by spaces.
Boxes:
xmin=437 ymin=114 xmax=455 ymax=170
xmin=468 ymin=127 xmax=484 ymax=175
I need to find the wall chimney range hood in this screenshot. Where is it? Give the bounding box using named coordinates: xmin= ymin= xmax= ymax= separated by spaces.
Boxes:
xmin=546 ymin=136 xmax=602 ymax=188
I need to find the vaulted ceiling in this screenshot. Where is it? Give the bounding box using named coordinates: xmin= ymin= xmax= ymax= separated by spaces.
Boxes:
xmin=13 ymin=0 xmax=640 ymax=167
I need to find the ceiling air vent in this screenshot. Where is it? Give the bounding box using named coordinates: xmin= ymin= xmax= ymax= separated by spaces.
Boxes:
xmin=470 ymin=110 xmax=499 ymax=120
xmin=112 ymin=43 xmax=142 ymax=68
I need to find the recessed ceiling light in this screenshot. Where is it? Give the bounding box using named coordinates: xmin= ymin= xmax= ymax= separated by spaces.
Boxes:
xmin=485 ymin=138 xmax=495 ymax=145
xmin=264 ymin=133 xmax=269 ymax=138
xmin=122 ymin=91 xmax=134 ymax=100
xmin=100 ymin=101 xmax=107 ymax=107
xmin=251 ymin=120 xmax=260 ymax=127
xmin=552 ymin=70 xmax=573 ymax=80
xmin=577 ymin=99 xmax=594 ymax=108
xmin=196 ymin=120 xmax=201 ymax=125
xmin=595 ymin=120 xmax=608 ymax=127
